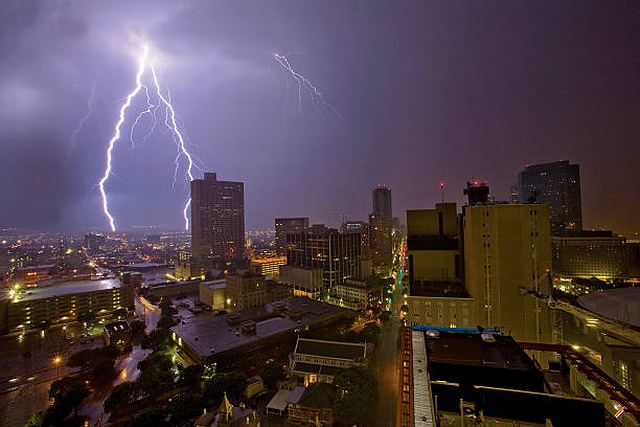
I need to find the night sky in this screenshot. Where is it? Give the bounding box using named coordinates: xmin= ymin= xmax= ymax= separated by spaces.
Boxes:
xmin=1 ymin=1 xmax=639 ymax=234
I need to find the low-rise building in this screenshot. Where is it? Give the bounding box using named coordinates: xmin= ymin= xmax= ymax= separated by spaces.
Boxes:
xmin=103 ymin=320 xmax=132 ymax=347
xmin=288 ymin=382 xmax=335 ymax=427
xmin=279 ymin=266 xmax=323 ymax=299
xmin=199 ymin=279 xmax=227 ymax=310
xmin=329 ymin=279 xmax=383 ymax=311
xmin=0 ymin=278 xmax=134 ymax=334
xmin=170 ymin=297 xmax=350 ymax=364
xmin=290 ymin=337 xmax=368 ymax=386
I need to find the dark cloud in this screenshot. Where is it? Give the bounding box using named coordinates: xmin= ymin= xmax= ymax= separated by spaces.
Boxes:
xmin=1 ymin=0 xmax=639 ymax=233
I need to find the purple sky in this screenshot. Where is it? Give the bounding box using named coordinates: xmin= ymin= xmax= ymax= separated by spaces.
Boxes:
xmin=1 ymin=1 xmax=639 ymax=234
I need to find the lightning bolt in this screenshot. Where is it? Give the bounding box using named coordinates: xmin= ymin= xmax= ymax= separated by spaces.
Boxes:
xmin=98 ymin=44 xmax=149 ymax=232
xmin=129 ymin=84 xmax=158 ymax=150
xmin=69 ymin=80 xmax=97 ymax=155
xmin=98 ymin=43 xmax=199 ymax=232
xmin=150 ymin=64 xmax=195 ymax=231
xmin=273 ymin=52 xmax=340 ymax=118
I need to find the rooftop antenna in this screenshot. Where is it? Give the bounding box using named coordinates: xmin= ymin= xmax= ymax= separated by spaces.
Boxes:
xmin=439 ymin=181 xmax=445 ymax=203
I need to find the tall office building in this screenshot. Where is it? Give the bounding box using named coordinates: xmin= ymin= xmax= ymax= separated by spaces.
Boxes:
xmin=191 ymin=172 xmax=245 ymax=264
xmin=369 ymin=214 xmax=394 ymax=277
xmin=463 ymin=203 xmax=552 ymax=343
xmin=281 ymin=225 xmax=361 ymax=295
xmin=405 ymin=203 xmax=475 ymax=328
xmin=275 ymin=217 xmax=309 ymax=256
xmin=372 ymin=185 xmax=392 ymax=218
xmin=517 ymin=161 xmax=582 ymax=234
xmin=342 ymin=220 xmax=372 ymax=278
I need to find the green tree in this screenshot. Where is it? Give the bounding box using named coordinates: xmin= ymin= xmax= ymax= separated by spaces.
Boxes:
xmin=104 ymin=381 xmax=139 ymax=414
xmin=178 ymin=364 xmax=204 ymax=389
xmin=136 ymin=353 xmax=175 ymax=398
xmin=45 ymin=377 xmax=90 ymax=425
xmin=333 ymin=367 xmax=378 ymax=426
xmin=77 ymin=312 xmax=96 ymax=325
xmin=167 ymin=392 xmax=204 ymax=425
xmin=259 ymin=361 xmax=285 ymax=390
xmin=141 ymin=327 xmax=172 ymax=351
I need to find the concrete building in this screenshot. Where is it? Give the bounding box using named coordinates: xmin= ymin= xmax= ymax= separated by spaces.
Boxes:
xmin=330 ymin=279 xmax=383 ymax=311
xmin=198 ymin=279 xmax=227 ymax=310
xmin=170 ymin=297 xmax=350 ymax=364
xmin=191 ymin=172 xmax=245 ymax=264
xmin=342 ymin=220 xmax=372 ymax=277
xmin=552 ymin=231 xmax=628 ymax=281
xmin=279 ymin=266 xmax=324 ymax=299
xmin=404 ymin=327 xmax=609 ymax=427
xmin=275 ymin=217 xmax=309 ymax=256
xmin=405 ymin=203 xmax=474 ymax=328
xmin=517 ymin=160 xmax=582 ymax=234
xmin=251 ymin=256 xmax=287 ymax=278
xmin=11 ymin=264 xmax=56 ymax=285
xmin=289 ymin=337 xmax=368 ymax=385
xmin=0 ymin=278 xmax=134 ymax=334
xmin=463 ymin=203 xmax=552 ymax=343
xmin=283 ymin=225 xmax=361 ymax=295
xmin=226 ymin=268 xmax=291 ymax=311
xmin=369 ymin=215 xmax=394 ymax=277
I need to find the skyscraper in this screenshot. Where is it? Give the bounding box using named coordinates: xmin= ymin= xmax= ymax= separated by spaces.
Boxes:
xmin=463 ymin=203 xmax=552 ymax=343
xmin=517 ymin=161 xmax=582 ymax=234
xmin=191 ymin=172 xmax=245 ymax=264
xmin=275 ymin=217 xmax=309 ymax=256
xmin=372 ymin=185 xmax=392 ymax=218
xmin=369 ymin=214 xmax=394 ymax=276
xmin=281 ymin=224 xmax=362 ymax=294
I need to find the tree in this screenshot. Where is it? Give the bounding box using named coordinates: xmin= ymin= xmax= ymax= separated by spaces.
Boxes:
xmin=141 ymin=327 xmax=172 ymax=351
xmin=45 ymin=377 xmax=90 ymax=425
xmin=113 ymin=307 xmax=128 ymax=319
xmin=167 ymin=392 xmax=204 ymax=425
xmin=260 ymin=361 xmax=285 ymax=390
xmin=136 ymin=353 xmax=175 ymax=398
xmin=104 ymin=381 xmax=139 ymax=414
xmin=202 ymin=371 xmax=247 ymax=406
xmin=178 ymin=364 xmax=204 ymax=389
xmin=129 ymin=319 xmax=146 ymax=336
xmin=123 ymin=409 xmax=168 ymax=427
xmin=333 ymin=367 xmax=378 ymax=426
xmin=77 ymin=312 xmax=96 ymax=325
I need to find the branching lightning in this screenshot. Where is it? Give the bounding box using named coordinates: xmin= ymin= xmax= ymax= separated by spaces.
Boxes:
xmin=98 ymin=43 xmax=199 ymax=232
xmin=273 ymin=52 xmax=340 ymax=118
xmin=69 ymin=80 xmax=97 ymax=155
xmin=150 ymin=64 xmax=196 ymax=230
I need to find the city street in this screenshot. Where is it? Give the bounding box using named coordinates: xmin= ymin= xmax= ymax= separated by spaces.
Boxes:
xmin=372 ymin=245 xmax=405 ymax=427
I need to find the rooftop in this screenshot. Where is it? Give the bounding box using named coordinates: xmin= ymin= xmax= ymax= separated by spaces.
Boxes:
xmin=409 ymin=280 xmax=470 ymax=298
xmin=298 ymin=382 xmax=336 ymax=409
xmin=7 ymin=278 xmax=123 ymax=302
xmin=578 ymin=287 xmax=640 ymax=328
xmin=200 ymin=279 xmax=227 ymax=290
xmin=171 ymin=297 xmax=348 ymax=358
xmin=294 ymin=338 xmax=366 ymax=361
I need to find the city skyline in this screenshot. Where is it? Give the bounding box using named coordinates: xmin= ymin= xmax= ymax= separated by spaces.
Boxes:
xmin=1 ymin=1 xmax=639 ymax=235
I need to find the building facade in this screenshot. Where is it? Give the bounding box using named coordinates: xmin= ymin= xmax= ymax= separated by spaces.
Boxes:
xmin=369 ymin=215 xmax=394 ymax=277
xmin=275 ymin=218 xmax=309 ymax=256
xmin=463 ymin=203 xmax=552 ymax=343
xmin=517 ymin=161 xmax=582 ymax=234
xmin=372 ymin=185 xmax=392 ymax=218
xmin=551 ymin=231 xmax=628 ymax=280
xmin=191 ymin=172 xmax=245 ymax=264
xmin=283 ymin=225 xmax=362 ymax=295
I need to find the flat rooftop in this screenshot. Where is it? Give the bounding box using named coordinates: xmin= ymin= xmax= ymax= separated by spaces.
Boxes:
xmin=409 ymin=280 xmax=470 ymax=298
xmin=578 ymin=287 xmax=640 ymax=328
xmin=200 ymin=279 xmax=227 ymax=290
xmin=294 ymin=338 xmax=366 ymax=360
xmin=171 ymin=297 xmax=348 ymax=358
xmin=7 ymin=278 xmax=123 ymax=302
xmin=424 ymin=331 xmax=536 ymax=371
